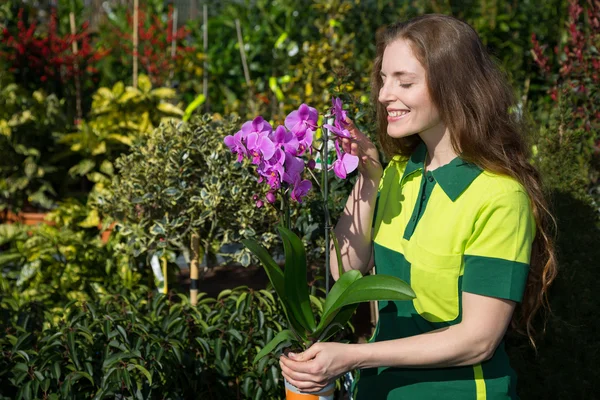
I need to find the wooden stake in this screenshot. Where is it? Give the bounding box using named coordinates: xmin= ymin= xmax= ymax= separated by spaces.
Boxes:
xmin=168 ymin=7 xmax=178 ymax=83
xmin=235 ymin=19 xmax=252 ymax=94
xmin=132 ymin=0 xmax=139 ymax=88
xmin=69 ymin=12 xmax=82 ymax=124
xmin=161 ymin=257 xmax=168 ymax=295
xmin=190 ymin=233 xmax=200 ymax=305
xmin=203 ymin=3 xmax=208 ymax=112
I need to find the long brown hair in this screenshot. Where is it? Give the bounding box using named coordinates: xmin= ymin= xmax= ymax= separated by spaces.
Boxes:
xmin=371 ymin=14 xmax=557 ymax=347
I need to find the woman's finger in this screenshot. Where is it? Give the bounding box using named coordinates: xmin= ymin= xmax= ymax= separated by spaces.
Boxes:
xmin=350 ymin=141 xmax=359 ymax=157
xmin=341 ymin=138 xmax=352 ymax=154
xmin=344 ymin=117 xmax=365 ymax=140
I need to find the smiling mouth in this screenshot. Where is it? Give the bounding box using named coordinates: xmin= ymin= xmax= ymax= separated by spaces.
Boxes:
xmin=388 ymin=110 xmax=410 ymax=120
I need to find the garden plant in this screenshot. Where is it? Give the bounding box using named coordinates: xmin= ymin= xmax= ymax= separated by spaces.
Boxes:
xmin=224 ymin=98 xmax=416 ymax=399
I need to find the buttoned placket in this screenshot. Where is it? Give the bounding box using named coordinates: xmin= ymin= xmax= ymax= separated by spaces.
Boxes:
xmin=403 ymin=169 xmax=436 ymax=240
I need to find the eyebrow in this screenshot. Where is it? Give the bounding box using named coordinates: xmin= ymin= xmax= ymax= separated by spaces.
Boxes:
xmin=380 ymin=70 xmax=418 ymax=78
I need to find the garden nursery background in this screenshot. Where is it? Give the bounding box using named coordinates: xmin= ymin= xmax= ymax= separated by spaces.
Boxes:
xmin=0 ymin=0 xmax=598 ymax=399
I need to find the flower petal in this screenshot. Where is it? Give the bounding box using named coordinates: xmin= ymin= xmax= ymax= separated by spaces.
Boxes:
xmin=342 ymin=153 xmax=359 ymax=175
xmin=333 ymin=159 xmax=347 ymax=179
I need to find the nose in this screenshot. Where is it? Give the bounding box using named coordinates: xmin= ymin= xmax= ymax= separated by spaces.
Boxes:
xmin=378 ymin=80 xmax=394 ymax=104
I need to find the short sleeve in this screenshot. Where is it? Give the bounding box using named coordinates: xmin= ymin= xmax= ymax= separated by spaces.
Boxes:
xmin=462 ymin=191 xmax=535 ymax=302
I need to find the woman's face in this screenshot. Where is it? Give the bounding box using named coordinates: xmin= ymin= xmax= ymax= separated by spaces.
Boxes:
xmin=378 ymin=39 xmax=443 ymax=139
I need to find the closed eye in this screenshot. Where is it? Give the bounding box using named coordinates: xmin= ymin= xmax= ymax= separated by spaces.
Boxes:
xmin=400 ymin=83 xmax=413 ymax=88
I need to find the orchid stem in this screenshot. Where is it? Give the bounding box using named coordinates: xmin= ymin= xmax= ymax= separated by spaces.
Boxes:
xmin=322 ymin=116 xmax=334 ymax=295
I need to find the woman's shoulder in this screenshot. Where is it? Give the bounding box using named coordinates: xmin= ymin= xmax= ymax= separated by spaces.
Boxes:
xmin=470 ymin=170 xmax=530 ymax=204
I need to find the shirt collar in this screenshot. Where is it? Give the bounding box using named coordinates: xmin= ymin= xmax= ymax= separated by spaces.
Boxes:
xmin=400 ymin=141 xmax=483 ymax=201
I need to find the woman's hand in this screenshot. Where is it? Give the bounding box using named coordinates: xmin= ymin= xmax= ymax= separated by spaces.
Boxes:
xmin=279 ymin=342 xmax=357 ymax=393
xmin=341 ymin=117 xmax=382 ymax=181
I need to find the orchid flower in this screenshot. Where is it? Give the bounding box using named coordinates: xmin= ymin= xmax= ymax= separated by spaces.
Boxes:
xmin=332 ymin=140 xmax=359 ymax=179
xmin=290 ymin=175 xmax=312 ymax=203
xmin=296 ymin=129 xmax=313 ymax=156
xmin=223 ymin=130 xmax=248 ymax=162
xmin=331 ymin=97 xmax=347 ymax=129
xmin=257 ymin=150 xmax=285 ymax=190
xmin=285 ymin=104 xmax=318 ymax=137
xmin=322 ymin=123 xmax=351 ymax=139
xmin=241 ymin=116 xmax=273 ymax=137
xmin=271 ymin=125 xmax=299 ymax=155
xmin=282 ymin=152 xmax=305 ymax=185
xmin=246 ymin=132 xmax=276 ymax=165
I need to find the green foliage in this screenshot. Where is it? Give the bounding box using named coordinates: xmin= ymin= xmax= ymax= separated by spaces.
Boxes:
xmin=56 ymin=76 xmax=184 ymax=197
xmin=504 ymin=93 xmax=600 ymax=398
xmin=0 ymin=201 xmax=142 ymax=309
xmin=0 ymin=78 xmax=67 ymax=212
xmin=246 ymin=226 xmax=415 ymax=363
xmin=100 ymin=114 xmax=279 ymax=266
xmin=0 ymin=287 xmax=286 ymax=399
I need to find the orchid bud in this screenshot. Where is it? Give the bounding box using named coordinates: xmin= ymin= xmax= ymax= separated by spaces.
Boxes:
xmin=266 ymin=192 xmax=276 ymax=204
xmin=307 ymin=159 xmax=316 ymax=170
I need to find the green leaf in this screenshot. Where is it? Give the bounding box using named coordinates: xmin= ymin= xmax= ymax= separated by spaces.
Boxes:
xmin=228 ymin=329 xmax=243 ymax=343
xmin=67 ymin=332 xmax=81 ymax=370
xmin=150 ymin=224 xmax=165 ymax=235
xmin=242 ymin=239 xmax=308 ymax=341
xmin=269 ymin=77 xmax=284 ymax=102
xmin=274 ymin=32 xmax=288 ymax=49
xmin=183 ymin=94 xmax=206 ymax=122
xmin=278 ymin=226 xmax=316 ymax=333
xmin=322 ymin=270 xmax=362 ymax=314
xmin=331 ymin=232 xmax=344 ymax=278
xmin=156 ymin=102 xmax=184 ymax=116
xmin=137 ymin=74 xmax=152 ymax=93
xmin=253 ymin=329 xmax=296 ymax=364
xmin=129 ymin=363 xmax=152 ymax=385
xmin=241 ymin=239 xmax=284 ymax=299
xmin=317 ymin=275 xmax=415 ymax=332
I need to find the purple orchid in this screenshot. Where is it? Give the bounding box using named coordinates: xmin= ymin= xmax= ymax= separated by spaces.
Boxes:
xmin=241 ymin=116 xmax=273 ymax=137
xmin=285 ymin=104 xmax=318 ymax=137
xmin=332 ymin=140 xmax=359 ymax=179
xmin=223 ymin=130 xmax=248 ymax=162
xmin=257 ymin=150 xmax=285 ymax=190
xmin=271 ymin=125 xmax=299 ymax=155
xmin=290 ymin=175 xmax=312 ymax=203
xmin=322 ymin=123 xmax=351 ymax=139
xmin=295 ymin=129 xmax=313 ymax=156
xmin=266 ymin=192 xmax=276 ymax=204
xmin=282 ymin=152 xmax=305 ymax=185
xmin=246 ymin=132 xmax=276 ymax=165
xmin=331 ymin=97 xmax=348 ymax=129
xmin=252 ymin=194 xmax=264 ymax=208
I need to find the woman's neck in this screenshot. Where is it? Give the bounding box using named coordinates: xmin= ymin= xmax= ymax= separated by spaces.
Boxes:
xmin=419 ymin=124 xmax=457 ymax=171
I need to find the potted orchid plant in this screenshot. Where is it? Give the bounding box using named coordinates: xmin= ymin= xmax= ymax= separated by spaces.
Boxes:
xmin=224 ymin=98 xmax=415 ymax=399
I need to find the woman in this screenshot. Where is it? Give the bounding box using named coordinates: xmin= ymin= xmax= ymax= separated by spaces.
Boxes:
xmin=279 ymin=14 xmax=557 ymax=399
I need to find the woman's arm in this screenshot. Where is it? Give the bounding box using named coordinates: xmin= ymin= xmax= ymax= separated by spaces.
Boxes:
xmin=330 ymin=172 xmax=380 ymax=280
xmin=329 ymin=118 xmax=383 ymax=281
xmin=280 ymin=292 xmax=515 ymax=392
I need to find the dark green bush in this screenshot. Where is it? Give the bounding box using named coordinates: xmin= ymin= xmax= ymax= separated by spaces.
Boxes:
xmin=0 ymin=287 xmax=287 ymax=400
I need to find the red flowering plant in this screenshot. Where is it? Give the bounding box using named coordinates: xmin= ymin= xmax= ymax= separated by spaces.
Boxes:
xmin=0 ymin=8 xmax=107 ymax=94
xmin=530 ymin=0 xmax=599 ymax=134
xmin=223 ymin=98 xmax=414 ymax=395
xmin=109 ymin=5 xmax=194 ymax=88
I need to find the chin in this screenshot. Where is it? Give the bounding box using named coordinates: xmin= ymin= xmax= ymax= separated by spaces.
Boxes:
xmin=386 ymin=127 xmax=418 ymax=139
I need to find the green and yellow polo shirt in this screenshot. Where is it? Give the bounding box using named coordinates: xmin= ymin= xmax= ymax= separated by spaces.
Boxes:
xmin=355 ymin=142 xmax=535 ymax=400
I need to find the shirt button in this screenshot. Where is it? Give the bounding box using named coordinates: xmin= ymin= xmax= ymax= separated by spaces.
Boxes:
xmin=428 ymin=176 xmax=434 ymax=182
xmin=421 ymin=194 xmax=426 ymax=200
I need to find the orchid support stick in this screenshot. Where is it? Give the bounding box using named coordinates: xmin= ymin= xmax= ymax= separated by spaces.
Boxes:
xmin=322 ymin=116 xmax=333 ymax=295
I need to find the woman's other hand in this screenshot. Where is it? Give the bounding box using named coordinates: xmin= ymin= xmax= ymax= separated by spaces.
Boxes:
xmin=341 ymin=117 xmax=382 ymax=181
